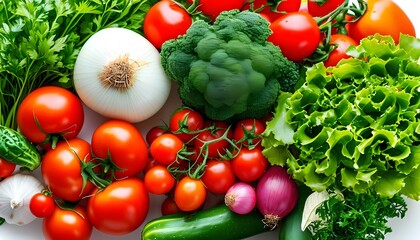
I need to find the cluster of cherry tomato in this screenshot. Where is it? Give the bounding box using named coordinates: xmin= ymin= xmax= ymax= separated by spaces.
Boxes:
xmin=144 ymin=107 xmax=270 ymax=214
xmin=144 ymin=0 xmax=416 ymax=65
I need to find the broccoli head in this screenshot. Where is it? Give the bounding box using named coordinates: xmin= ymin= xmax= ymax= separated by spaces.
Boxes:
xmin=160 ymin=10 xmax=301 ymax=121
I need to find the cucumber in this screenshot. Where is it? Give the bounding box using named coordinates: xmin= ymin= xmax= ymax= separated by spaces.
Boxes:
xmin=0 ymin=125 xmax=41 ymax=170
xmin=142 ymin=204 xmax=269 ymax=240
xmin=278 ymin=184 xmax=313 ymax=240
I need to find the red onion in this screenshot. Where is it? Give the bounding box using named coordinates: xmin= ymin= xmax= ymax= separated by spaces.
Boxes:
xmin=224 ymin=182 xmax=256 ymax=215
xmin=256 ymin=166 xmax=298 ymax=229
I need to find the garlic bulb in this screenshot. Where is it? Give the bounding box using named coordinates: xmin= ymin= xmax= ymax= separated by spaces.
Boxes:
xmin=73 ymin=27 xmax=172 ymax=123
xmin=0 ymin=173 xmax=44 ymax=225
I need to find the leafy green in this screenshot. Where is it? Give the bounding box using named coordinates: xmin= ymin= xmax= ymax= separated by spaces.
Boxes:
xmin=308 ymin=189 xmax=407 ymax=240
xmin=0 ymin=0 xmax=157 ymax=129
xmin=262 ymin=34 xmax=420 ymax=199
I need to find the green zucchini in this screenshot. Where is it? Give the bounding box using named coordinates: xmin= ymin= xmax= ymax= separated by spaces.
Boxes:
xmin=278 ymin=184 xmax=313 ymax=240
xmin=142 ymin=204 xmax=269 ymax=240
xmin=0 ymin=125 xmax=41 ymax=170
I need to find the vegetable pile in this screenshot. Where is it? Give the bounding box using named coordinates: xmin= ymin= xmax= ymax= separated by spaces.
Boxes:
xmin=0 ymin=0 xmax=419 ymax=240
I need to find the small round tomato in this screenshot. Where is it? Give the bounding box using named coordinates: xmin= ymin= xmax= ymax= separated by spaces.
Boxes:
xmin=201 ymin=160 xmax=236 ymax=195
xmin=307 ymin=0 xmax=345 ymax=17
xmin=146 ymin=126 xmax=168 ymax=145
xmin=231 ymin=148 xmax=268 ymax=182
xmin=194 ymin=121 xmax=233 ymax=159
xmin=186 ymin=0 xmax=245 ymax=21
xmin=161 ymin=196 xmax=183 ymax=216
xmin=29 ymin=192 xmax=55 ymax=218
xmin=243 ymin=0 xmax=302 ymax=22
xmin=144 ymin=0 xmax=192 ymax=49
xmin=87 ymin=177 xmax=149 ymax=235
xmin=91 ymin=120 xmax=148 ymax=179
xmin=150 ymin=133 xmax=184 ymax=165
xmin=324 ymin=34 xmax=357 ymax=67
xmin=347 ymin=0 xmax=416 ymax=44
xmin=16 ymin=86 xmax=84 ymax=145
xmin=233 ymin=118 xmax=266 ymax=148
xmin=268 ymin=12 xmax=321 ymax=62
xmin=41 ymin=138 xmax=95 ymax=202
xmin=144 ymin=165 xmax=176 ymax=195
xmin=43 ymin=205 xmax=92 ymax=240
xmin=169 ymin=107 xmax=204 ymax=143
xmin=174 ymin=176 xmax=207 ymax=212
xmin=0 ymin=157 xmax=16 ymax=178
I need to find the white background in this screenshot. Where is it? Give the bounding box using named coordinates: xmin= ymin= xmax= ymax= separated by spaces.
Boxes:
xmin=1 ymin=0 xmax=419 ymax=239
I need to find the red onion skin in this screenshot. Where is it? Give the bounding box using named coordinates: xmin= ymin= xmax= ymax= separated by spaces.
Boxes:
xmin=256 ymin=166 xmax=298 ymax=228
xmin=224 ymin=182 xmax=256 ymax=215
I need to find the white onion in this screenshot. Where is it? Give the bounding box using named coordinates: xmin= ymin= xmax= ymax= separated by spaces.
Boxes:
xmin=73 ymin=27 xmax=171 ymax=123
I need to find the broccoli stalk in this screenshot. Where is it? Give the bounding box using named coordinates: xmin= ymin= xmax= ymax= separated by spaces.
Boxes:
xmin=161 ymin=10 xmax=301 ymax=121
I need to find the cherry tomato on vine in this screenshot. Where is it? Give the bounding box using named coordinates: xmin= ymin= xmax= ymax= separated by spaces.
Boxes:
xmin=307 ymin=0 xmax=345 ymax=17
xmin=91 ymin=120 xmax=149 ymax=179
xmin=43 ymin=205 xmax=92 ymax=240
xmin=243 ymin=0 xmax=302 ymax=22
xmin=324 ymin=34 xmax=357 ymax=67
xmin=146 ymin=126 xmax=168 ymax=145
xmin=231 ymin=147 xmax=268 ymax=182
xmin=347 ymin=0 xmax=416 ymax=44
xmin=16 ymin=86 xmax=84 ymax=145
xmin=233 ymin=118 xmax=266 ymax=148
xmin=268 ymin=12 xmax=321 ymax=62
xmin=0 ymin=157 xmax=16 ymax=178
xmin=144 ymin=165 xmax=176 ymax=195
xmin=186 ymin=0 xmax=245 ymax=21
xmin=169 ymin=107 xmax=204 ymax=143
xmin=150 ymin=133 xmax=184 ymax=165
xmin=87 ymin=178 xmax=149 ymax=235
xmin=161 ymin=196 xmax=183 ymax=216
xmin=174 ymin=176 xmax=207 ymax=212
xmin=41 ymin=138 xmax=95 ymax=202
xmin=194 ymin=120 xmax=233 ymax=159
xmin=144 ymin=0 xmax=193 ymax=49
xmin=29 ymin=192 xmax=55 ymax=218
xmin=201 ymin=160 xmax=236 ymax=195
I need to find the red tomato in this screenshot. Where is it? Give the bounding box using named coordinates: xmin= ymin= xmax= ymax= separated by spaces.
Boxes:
xmin=144 ymin=0 xmax=192 ymax=49
xmin=146 ymin=126 xmax=168 ymax=145
xmin=144 ymin=165 xmax=176 ymax=195
xmin=347 ymin=0 xmax=416 ymax=44
xmin=194 ymin=121 xmax=233 ymax=159
xmin=174 ymin=176 xmax=207 ymax=212
xmin=0 ymin=157 xmax=16 ymax=178
xmin=268 ymin=12 xmax=321 ymax=62
xmin=307 ymin=0 xmax=345 ymax=17
xmin=233 ymin=118 xmax=266 ymax=148
xmin=150 ymin=133 xmax=184 ymax=165
xmin=29 ymin=192 xmax=55 ymax=218
xmin=201 ymin=160 xmax=236 ymax=195
xmin=87 ymin=178 xmax=149 ymax=235
xmin=186 ymin=0 xmax=245 ymax=21
xmin=16 ymin=86 xmax=84 ymax=145
xmin=43 ymin=205 xmax=92 ymax=240
xmin=324 ymin=34 xmax=357 ymax=67
xmin=231 ymin=148 xmax=268 ymax=182
xmin=161 ymin=196 xmax=183 ymax=216
xmin=169 ymin=107 xmax=204 ymax=143
xmin=243 ymin=0 xmax=302 ymax=22
xmin=41 ymin=138 xmax=95 ymax=202
xmin=91 ymin=120 xmax=148 ymax=179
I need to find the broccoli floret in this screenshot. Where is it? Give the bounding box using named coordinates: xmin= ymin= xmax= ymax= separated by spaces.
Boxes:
xmin=161 ymin=10 xmax=301 ymax=121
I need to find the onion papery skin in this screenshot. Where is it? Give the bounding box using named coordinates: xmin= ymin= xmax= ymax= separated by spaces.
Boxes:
xmin=73 ymin=27 xmax=171 ymax=123
xmin=256 ymin=166 xmax=298 ymax=229
xmin=224 ymin=182 xmax=256 ymax=215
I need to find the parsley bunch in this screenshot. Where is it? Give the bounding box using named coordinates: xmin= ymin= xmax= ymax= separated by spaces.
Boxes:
xmin=308 ymin=190 xmax=408 ymax=240
xmin=0 ymin=0 xmax=157 ymax=129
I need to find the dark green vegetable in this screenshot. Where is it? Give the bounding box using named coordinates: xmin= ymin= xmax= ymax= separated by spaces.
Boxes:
xmin=0 ymin=125 xmax=41 ymax=170
xmin=160 ymin=10 xmax=301 ymax=121
xmin=278 ymin=184 xmax=312 ymax=240
xmin=142 ymin=204 xmax=269 ymax=240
